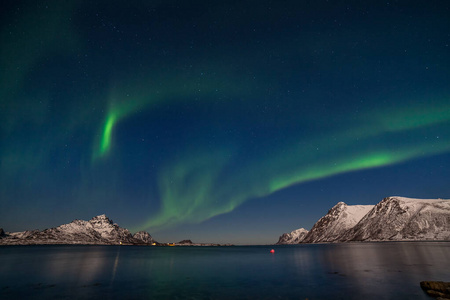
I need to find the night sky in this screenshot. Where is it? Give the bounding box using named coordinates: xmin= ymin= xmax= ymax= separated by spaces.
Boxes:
xmin=1 ymin=1 xmax=449 ymax=244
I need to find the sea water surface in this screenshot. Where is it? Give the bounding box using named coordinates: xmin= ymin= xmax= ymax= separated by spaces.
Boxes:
xmin=0 ymin=242 xmax=449 ymax=299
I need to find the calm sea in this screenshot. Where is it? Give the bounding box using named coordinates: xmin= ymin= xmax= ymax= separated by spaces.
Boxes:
xmin=0 ymin=242 xmax=449 ymax=299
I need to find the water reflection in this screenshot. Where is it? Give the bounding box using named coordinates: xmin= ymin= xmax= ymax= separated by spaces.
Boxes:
xmin=110 ymin=247 xmax=120 ymax=285
xmin=0 ymin=243 xmax=448 ymax=299
xmin=313 ymin=242 xmax=450 ymax=298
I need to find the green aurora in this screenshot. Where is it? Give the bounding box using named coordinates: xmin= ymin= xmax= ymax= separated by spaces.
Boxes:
xmin=93 ymin=91 xmax=450 ymax=231
xmin=1 ymin=1 xmax=449 ymax=243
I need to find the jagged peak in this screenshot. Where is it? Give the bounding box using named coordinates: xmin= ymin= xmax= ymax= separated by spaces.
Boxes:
xmin=91 ymin=214 xmax=108 ymax=219
xmin=332 ymin=202 xmax=347 ymax=209
xmin=326 ymin=201 xmax=347 ymax=214
xmin=89 ymin=214 xmax=113 ymax=225
xmin=90 ymin=214 xmax=110 ymax=220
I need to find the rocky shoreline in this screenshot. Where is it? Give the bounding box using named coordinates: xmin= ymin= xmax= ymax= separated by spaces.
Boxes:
xmin=420 ymin=281 xmax=450 ymax=299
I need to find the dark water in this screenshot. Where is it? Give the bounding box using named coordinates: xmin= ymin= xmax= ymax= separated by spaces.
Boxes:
xmin=0 ymin=242 xmax=449 ymax=299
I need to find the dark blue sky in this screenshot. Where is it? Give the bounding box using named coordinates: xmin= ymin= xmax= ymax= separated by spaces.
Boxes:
xmin=1 ymin=0 xmax=449 ymax=244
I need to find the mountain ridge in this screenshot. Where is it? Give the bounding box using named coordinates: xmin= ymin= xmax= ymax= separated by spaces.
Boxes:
xmin=277 ymin=196 xmax=450 ymax=244
xmin=0 ymin=214 xmax=154 ymax=245
xmin=342 ymin=196 xmax=450 ymax=241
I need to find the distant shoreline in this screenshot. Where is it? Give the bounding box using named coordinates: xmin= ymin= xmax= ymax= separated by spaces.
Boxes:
xmin=1 ymin=240 xmax=448 ymax=247
xmin=0 ymin=240 xmax=234 ymax=247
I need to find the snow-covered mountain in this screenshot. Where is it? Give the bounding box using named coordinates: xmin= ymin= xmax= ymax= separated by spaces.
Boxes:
xmin=276 ymin=228 xmax=309 ymax=244
xmin=0 ymin=214 xmax=154 ymax=245
xmin=276 ymin=196 xmax=450 ymax=244
xmin=341 ymin=196 xmax=450 ymax=241
xmin=302 ymin=202 xmax=374 ymax=243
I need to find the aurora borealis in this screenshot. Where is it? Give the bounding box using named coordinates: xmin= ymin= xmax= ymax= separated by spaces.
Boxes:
xmin=1 ymin=1 xmax=449 ymax=244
